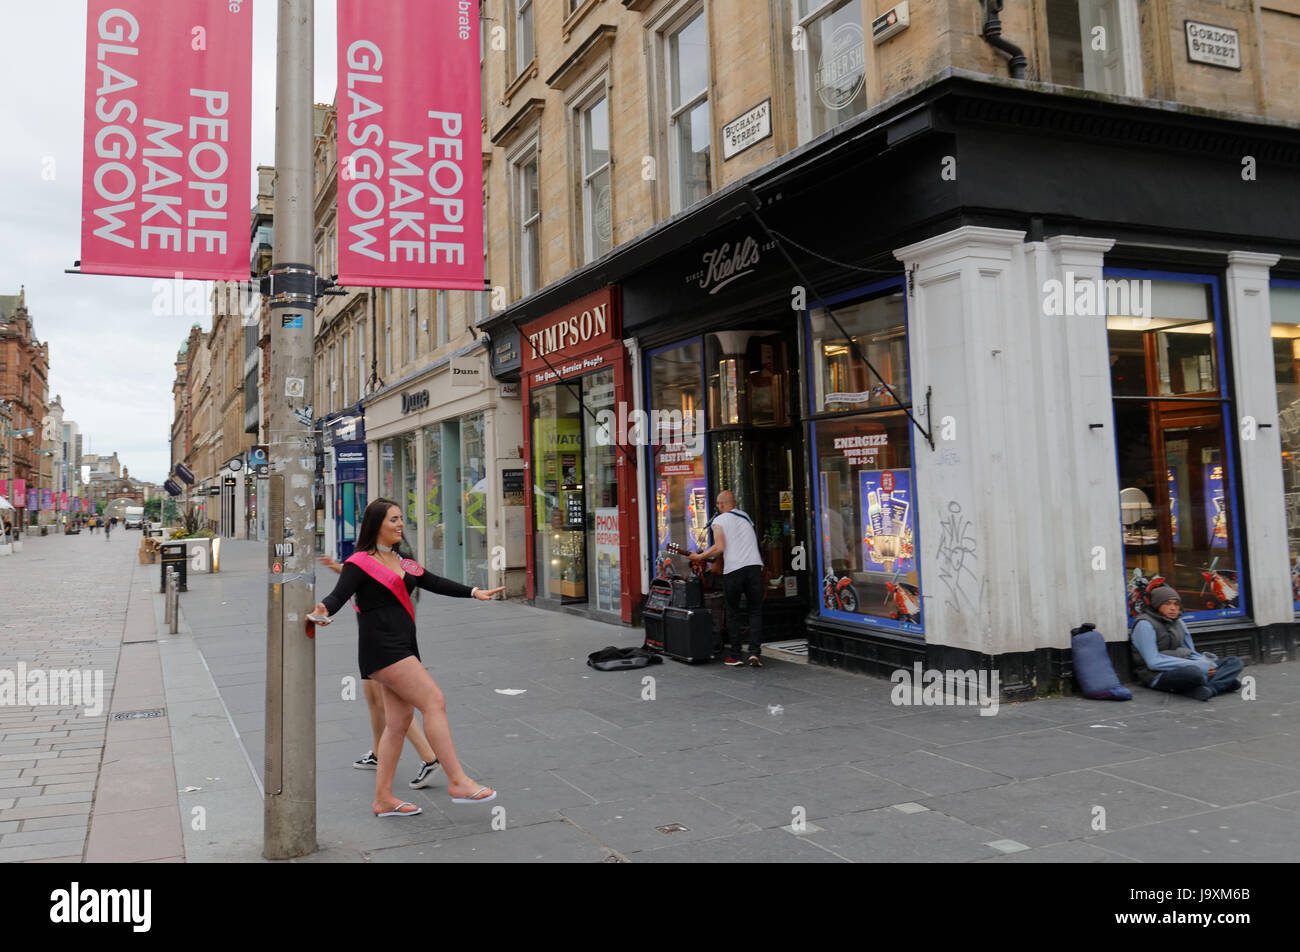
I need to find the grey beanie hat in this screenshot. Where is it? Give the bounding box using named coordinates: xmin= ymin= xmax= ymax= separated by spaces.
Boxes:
xmin=1148 ymin=585 xmax=1180 ymax=609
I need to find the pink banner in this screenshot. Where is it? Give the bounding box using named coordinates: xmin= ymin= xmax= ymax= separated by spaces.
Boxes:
xmin=81 ymin=1 xmax=253 ymax=281
xmin=0 ymin=480 xmax=5 ymax=498
xmin=14 ymin=479 xmax=26 ymax=506
xmin=336 ymin=0 xmax=484 ymax=291
xmin=60 ymin=491 xmax=69 ymax=511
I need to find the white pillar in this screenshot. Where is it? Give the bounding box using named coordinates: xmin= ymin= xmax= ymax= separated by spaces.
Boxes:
xmin=1225 ymin=251 xmax=1289 ymax=625
xmin=895 ymin=227 xmax=1130 ymax=661
xmin=1041 ymin=236 xmax=1128 ymax=642
xmin=894 ymin=226 xmax=1025 ymax=656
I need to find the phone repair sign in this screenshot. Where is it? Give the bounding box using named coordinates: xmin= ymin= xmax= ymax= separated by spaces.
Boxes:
xmin=1185 ymin=21 xmax=1241 ymax=70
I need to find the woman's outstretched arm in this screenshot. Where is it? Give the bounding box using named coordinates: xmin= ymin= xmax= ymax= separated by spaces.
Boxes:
xmin=320 ymin=562 xmax=365 ymax=615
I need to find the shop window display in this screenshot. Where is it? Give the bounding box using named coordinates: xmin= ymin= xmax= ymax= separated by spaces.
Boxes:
xmin=807 ymin=283 xmax=920 ymax=631
xmin=583 ymin=372 xmax=621 ymax=617
xmin=423 ymin=425 xmax=445 ymax=578
xmin=1109 ymin=275 xmax=1244 ymax=620
xmin=532 ymin=384 xmax=586 ymax=603
xmin=810 ymin=291 xmax=909 ymax=413
xmin=1270 ymin=282 xmax=1300 ymax=610
xmin=462 ymin=413 xmax=490 ymax=592
xmin=812 ymin=413 xmax=918 ymax=629
xmin=647 ymin=340 xmax=707 ymax=556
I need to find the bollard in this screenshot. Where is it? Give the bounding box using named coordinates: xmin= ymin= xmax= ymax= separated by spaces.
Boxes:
xmin=167 ymin=568 xmax=180 ymax=635
xmin=164 ymin=569 xmax=174 ymax=627
xmin=173 ymin=567 xmax=181 ymax=633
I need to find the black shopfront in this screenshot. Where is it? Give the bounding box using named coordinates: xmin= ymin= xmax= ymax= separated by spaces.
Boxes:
xmin=484 ymin=73 xmax=1300 ymax=687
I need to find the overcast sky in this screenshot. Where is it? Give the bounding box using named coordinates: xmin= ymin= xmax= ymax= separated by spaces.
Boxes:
xmin=0 ymin=0 xmax=338 ymax=484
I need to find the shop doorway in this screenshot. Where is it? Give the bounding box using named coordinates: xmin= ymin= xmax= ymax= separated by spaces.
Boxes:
xmin=529 ymin=369 xmax=623 ymax=617
xmin=705 ymin=331 xmax=805 ymax=613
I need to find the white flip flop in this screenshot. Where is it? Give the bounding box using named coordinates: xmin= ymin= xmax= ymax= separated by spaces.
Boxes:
xmin=450 ymin=786 xmax=497 ymax=805
xmin=374 ymin=800 xmax=423 ymax=817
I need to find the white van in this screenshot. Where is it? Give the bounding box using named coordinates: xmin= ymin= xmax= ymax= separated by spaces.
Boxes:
xmin=124 ymin=506 xmax=145 ymax=529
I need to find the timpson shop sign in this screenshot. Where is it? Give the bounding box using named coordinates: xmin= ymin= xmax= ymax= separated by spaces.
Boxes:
xmin=521 ymin=287 xmax=621 ymax=383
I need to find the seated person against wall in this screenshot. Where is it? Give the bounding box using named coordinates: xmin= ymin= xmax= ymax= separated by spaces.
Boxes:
xmin=1129 ymin=585 xmax=1243 ymax=702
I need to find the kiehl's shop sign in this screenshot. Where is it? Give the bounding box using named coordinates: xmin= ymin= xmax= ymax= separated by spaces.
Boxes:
xmin=521 ymin=287 xmax=621 ymax=374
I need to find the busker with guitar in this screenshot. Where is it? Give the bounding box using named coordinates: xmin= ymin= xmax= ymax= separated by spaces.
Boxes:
xmin=690 ymin=490 xmax=766 ymax=668
xmin=312 ymin=498 xmax=504 ymax=817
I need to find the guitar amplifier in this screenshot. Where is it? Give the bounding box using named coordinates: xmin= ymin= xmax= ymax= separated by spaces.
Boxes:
xmin=663 ymin=606 xmax=714 ymax=663
xmin=670 ymin=577 xmax=704 ymax=609
xmin=642 ymin=579 xmax=673 ymax=653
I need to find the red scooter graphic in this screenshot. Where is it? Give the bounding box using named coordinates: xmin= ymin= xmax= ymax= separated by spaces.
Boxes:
xmin=1194 ymin=557 xmax=1238 ymax=609
xmin=1127 ymin=567 xmax=1166 ymax=617
xmin=823 ymin=567 xmax=860 ymax=613
xmin=884 ymin=570 xmax=920 ymax=624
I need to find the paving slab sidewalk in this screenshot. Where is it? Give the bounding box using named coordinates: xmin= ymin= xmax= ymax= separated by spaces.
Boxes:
xmin=154 ymin=540 xmax=1300 ymax=863
xmin=0 ymin=530 xmax=184 ymax=862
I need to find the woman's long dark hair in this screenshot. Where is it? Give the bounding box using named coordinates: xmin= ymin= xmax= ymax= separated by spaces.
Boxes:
xmin=355 ymin=498 xmax=413 ymax=558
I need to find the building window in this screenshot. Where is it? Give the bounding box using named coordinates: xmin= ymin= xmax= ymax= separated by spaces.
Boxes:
xmin=437 ymin=291 xmax=449 ymax=347
xmin=1109 ymin=273 xmax=1243 ymax=622
xmin=357 ymin=321 xmax=366 ymax=398
xmin=328 ymin=343 xmax=337 ymax=407
xmin=794 ymin=0 xmax=868 ymax=143
xmin=513 ymin=147 xmax=541 ymax=295
xmin=1046 ymin=0 xmax=1142 ymax=96
xmin=665 ymin=8 xmax=711 ymax=212
xmin=407 ymin=289 xmax=418 ymax=364
xmin=807 ymin=282 xmax=921 ymax=632
xmin=579 ymin=90 xmax=612 ymax=263
xmin=384 ymin=289 xmax=393 ymax=376
xmin=515 ymin=0 xmax=535 ymax=76
xmin=1270 ymin=281 xmax=1300 ymax=610
xmin=341 ymin=333 xmax=350 ymax=405
xmin=476 ymin=196 xmax=490 ymax=323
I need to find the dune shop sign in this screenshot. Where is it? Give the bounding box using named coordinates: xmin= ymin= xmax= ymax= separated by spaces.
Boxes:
xmin=80 ymin=0 xmax=253 ymax=281
xmin=336 ymin=0 xmax=484 ymax=291
xmin=401 ymin=389 xmax=430 ymax=414
xmin=521 ymin=288 xmax=621 ymax=377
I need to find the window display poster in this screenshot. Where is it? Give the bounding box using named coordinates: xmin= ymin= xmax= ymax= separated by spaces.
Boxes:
xmin=1167 ymin=468 xmax=1180 ymax=545
xmin=1204 ymin=459 xmax=1227 ymax=549
xmin=686 ymin=479 xmax=708 ymax=553
xmin=859 ymin=469 xmax=915 ymax=573
xmin=565 ymin=490 xmax=585 ymax=528
xmin=656 ymin=482 xmax=670 ymax=545
xmin=594 ymin=507 xmax=621 ymax=612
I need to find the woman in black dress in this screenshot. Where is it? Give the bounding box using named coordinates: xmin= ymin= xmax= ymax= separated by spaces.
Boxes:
xmin=314 ymin=498 xmax=504 ymax=817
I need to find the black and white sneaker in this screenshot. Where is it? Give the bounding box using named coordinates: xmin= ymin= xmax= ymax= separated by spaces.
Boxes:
xmin=409 ymin=759 xmax=440 ymax=789
xmin=353 ymin=750 xmax=379 ymax=769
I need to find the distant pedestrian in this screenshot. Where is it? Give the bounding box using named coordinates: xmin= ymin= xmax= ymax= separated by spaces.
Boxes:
xmin=691 ymin=489 xmax=766 ymax=668
xmin=3 ymin=519 xmax=11 ymax=543
xmin=105 ymin=518 xmax=112 ymax=539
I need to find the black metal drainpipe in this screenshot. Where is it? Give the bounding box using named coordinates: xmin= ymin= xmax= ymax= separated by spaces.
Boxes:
xmin=982 ymin=0 xmax=1027 ymax=79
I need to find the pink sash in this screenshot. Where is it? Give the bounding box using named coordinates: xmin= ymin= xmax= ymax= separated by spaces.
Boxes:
xmin=345 ymin=552 xmax=416 ymax=622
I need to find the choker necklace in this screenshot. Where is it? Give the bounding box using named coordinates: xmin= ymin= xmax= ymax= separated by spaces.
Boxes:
xmin=376 ymin=544 xmax=394 ymax=553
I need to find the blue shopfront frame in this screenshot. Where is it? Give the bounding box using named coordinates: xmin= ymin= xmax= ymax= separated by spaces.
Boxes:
xmin=803 ymin=276 xmax=924 ymax=635
xmin=1106 ymin=268 xmax=1246 ymax=623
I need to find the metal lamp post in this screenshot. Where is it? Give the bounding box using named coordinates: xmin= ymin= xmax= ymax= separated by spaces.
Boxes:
xmin=36 ymin=449 xmax=56 ymax=530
